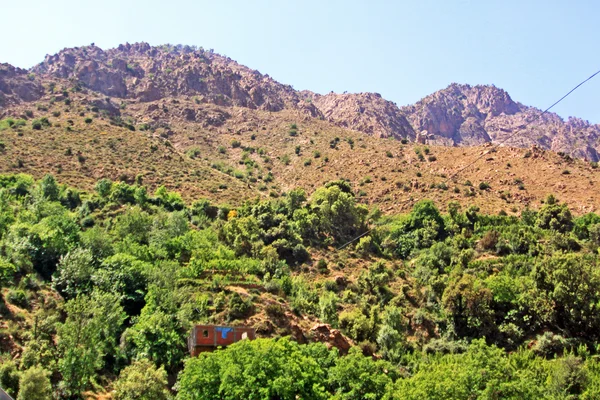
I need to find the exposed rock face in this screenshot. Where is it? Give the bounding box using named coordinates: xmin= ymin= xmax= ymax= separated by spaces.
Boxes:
xmin=32 ymin=43 xmax=322 ymax=117
xmin=0 ymin=63 xmax=44 ymax=107
xmin=307 ymin=91 xmax=416 ymax=140
xmin=401 ymin=83 xmax=600 ymax=161
xmin=309 ymin=323 xmax=352 ymax=354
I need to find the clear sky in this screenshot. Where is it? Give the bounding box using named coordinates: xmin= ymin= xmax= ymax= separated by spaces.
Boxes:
xmin=2 ymin=0 xmax=599 ymax=122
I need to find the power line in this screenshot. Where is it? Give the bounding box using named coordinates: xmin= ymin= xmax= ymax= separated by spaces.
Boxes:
xmin=444 ymin=68 xmax=600 ymax=184
xmin=337 ymin=68 xmax=600 ymax=251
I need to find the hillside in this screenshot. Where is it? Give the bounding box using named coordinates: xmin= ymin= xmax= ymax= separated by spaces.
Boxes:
xmin=1 ymin=43 xmax=600 ymax=216
xmin=3 ymin=42 xmax=600 ymax=399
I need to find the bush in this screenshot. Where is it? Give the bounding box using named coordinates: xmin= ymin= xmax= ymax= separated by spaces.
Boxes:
xmin=479 ymin=182 xmax=490 ymax=190
xmin=113 ymin=359 xmax=170 ymax=400
xmin=17 ymin=366 xmax=52 ymax=400
xmin=7 ymin=289 xmax=28 ymax=308
xmin=231 ymin=140 xmax=241 ymax=148
xmin=84 ymin=117 xmax=93 ymax=124
xmin=176 ymin=338 xmax=332 ymax=399
xmin=0 ymin=359 xmax=20 ymax=398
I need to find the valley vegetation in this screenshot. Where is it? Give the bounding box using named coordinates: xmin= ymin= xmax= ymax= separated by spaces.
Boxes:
xmin=1 ymin=174 xmax=600 ymax=398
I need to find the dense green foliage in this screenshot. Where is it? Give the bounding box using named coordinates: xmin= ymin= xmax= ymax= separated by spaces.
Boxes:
xmin=1 ymin=174 xmax=600 ymax=398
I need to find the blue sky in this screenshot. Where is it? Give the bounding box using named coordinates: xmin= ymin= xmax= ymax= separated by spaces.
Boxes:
xmin=3 ymin=0 xmax=599 ymax=122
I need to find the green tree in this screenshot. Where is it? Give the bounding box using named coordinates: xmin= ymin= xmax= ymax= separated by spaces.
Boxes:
xmin=17 ymin=366 xmax=52 ymax=400
xmin=93 ymin=253 xmax=150 ymax=316
xmin=52 ymin=247 xmax=95 ymax=298
xmin=58 ymin=291 xmax=126 ymax=397
xmin=0 ymin=359 xmax=20 ymax=398
xmin=95 ymin=178 xmax=113 ymax=198
xmin=310 ymin=184 xmax=368 ymax=243
xmin=536 ymin=195 xmax=573 ymax=233
xmin=531 ymin=253 xmax=600 ymax=338
xmin=328 ymin=347 xmax=396 ymax=400
xmin=176 ymin=338 xmax=332 ymax=400
xmin=113 ymin=359 xmax=170 ymax=400
xmin=442 ymin=274 xmax=494 ymax=338
xmin=39 ymin=174 xmax=59 ymax=201
xmin=124 ymin=309 xmax=185 ymax=372
xmin=319 ymin=291 xmax=339 ymax=327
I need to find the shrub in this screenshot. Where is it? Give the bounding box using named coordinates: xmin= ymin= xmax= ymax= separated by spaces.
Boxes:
xmin=113 ymin=359 xmax=169 ymax=400
xmin=17 ymin=366 xmax=52 ymax=400
xmin=0 ymin=360 xmax=20 ymax=398
xmin=7 ymin=289 xmax=28 ymax=308
xmin=479 ymin=181 xmax=490 ymax=190
xmin=231 ymin=140 xmax=241 ymax=148
xmin=185 ymin=147 xmax=201 ymax=159
xmin=304 ymin=159 xmax=312 ymax=166
xmin=84 ymin=117 xmax=93 ymax=124
xmin=386 ymin=151 xmax=393 ymax=158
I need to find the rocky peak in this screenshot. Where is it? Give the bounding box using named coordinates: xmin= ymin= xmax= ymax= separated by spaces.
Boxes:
xmin=31 ymin=43 xmax=321 ymax=116
xmin=401 ymin=83 xmax=600 ymax=161
xmin=307 ymin=91 xmax=415 ymax=140
xmin=0 ymin=63 xmax=45 ymax=107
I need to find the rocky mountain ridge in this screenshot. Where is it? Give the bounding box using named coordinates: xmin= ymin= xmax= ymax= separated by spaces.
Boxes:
xmin=401 ymin=83 xmax=600 ymax=161
xmin=2 ymin=42 xmax=600 ymax=160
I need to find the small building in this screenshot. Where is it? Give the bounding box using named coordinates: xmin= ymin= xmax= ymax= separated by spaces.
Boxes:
xmin=188 ymin=325 xmax=256 ymax=356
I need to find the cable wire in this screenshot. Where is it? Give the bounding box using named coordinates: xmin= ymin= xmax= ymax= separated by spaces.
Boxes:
xmin=444 ymin=68 xmax=600 ymax=183
xmin=337 ymin=68 xmax=600 ymax=250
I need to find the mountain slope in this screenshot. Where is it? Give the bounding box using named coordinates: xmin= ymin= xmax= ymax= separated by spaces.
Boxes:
xmin=11 ymin=42 xmax=600 ymax=161
xmin=1 ymin=43 xmax=600 ymax=214
xmin=401 ymin=83 xmax=600 ymax=161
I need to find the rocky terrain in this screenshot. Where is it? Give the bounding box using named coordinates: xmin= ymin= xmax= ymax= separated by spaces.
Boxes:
xmin=2 ymin=42 xmax=599 ymax=161
xmin=401 ymin=83 xmax=600 ymax=161
xmin=304 ymin=91 xmax=416 ymax=140
xmin=1 ymin=42 xmax=600 ymax=215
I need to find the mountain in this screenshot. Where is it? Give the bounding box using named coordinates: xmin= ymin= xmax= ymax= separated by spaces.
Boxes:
xmin=3 ymin=43 xmax=599 ymax=161
xmin=30 ymin=42 xmax=321 ymax=116
xmin=401 ymin=83 xmax=600 ymax=161
xmin=304 ymin=91 xmax=415 ymax=140
xmin=1 ymin=42 xmax=600 ymax=215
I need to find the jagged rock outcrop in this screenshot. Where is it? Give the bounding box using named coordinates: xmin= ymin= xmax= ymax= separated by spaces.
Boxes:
xmin=307 ymin=91 xmax=416 ymax=140
xmin=0 ymin=63 xmax=44 ymax=107
xmin=401 ymin=83 xmax=600 ymax=161
xmin=309 ymin=323 xmax=352 ymax=354
xmin=32 ymin=43 xmax=322 ymax=117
